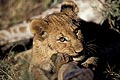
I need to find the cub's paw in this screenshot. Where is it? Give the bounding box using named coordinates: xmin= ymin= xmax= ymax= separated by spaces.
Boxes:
xmin=81 ymin=57 xmax=98 ymax=70
xmin=51 ymin=53 xmax=73 ymax=72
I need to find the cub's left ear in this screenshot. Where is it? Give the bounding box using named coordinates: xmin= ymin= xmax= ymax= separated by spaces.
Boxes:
xmin=61 ymin=0 xmax=79 ymax=16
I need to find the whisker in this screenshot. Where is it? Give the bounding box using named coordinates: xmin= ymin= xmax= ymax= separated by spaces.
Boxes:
xmin=86 ymin=48 xmax=94 ymax=55
xmin=84 ymin=42 xmax=97 ymax=56
xmin=87 ymin=45 xmax=97 ymax=52
xmin=86 ymin=39 xmax=96 ymax=44
xmin=87 ymin=44 xmax=97 ymax=47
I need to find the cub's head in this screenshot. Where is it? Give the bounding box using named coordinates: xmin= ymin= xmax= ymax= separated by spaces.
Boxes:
xmin=30 ymin=0 xmax=83 ymax=71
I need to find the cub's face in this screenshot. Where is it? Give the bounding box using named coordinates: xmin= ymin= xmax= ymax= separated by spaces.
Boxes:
xmin=30 ymin=13 xmax=83 ymax=71
xmin=46 ymin=15 xmax=83 ymax=56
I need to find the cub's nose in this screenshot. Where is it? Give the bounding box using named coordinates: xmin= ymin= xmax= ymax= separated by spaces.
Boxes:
xmin=75 ymin=46 xmax=83 ymax=53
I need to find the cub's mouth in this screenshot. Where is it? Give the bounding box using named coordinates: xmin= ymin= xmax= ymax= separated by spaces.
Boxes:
xmin=51 ymin=51 xmax=86 ymax=65
xmin=72 ymin=55 xmax=85 ymax=62
xmin=71 ymin=50 xmax=86 ymax=62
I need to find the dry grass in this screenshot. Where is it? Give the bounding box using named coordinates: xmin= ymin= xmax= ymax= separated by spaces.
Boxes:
xmin=105 ymin=64 xmax=120 ymax=80
xmin=0 ymin=52 xmax=17 ymax=80
xmin=0 ymin=50 xmax=32 ymax=80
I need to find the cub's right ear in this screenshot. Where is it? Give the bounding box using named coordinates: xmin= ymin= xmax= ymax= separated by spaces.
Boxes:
xmin=30 ymin=19 xmax=47 ymax=35
xmin=61 ymin=0 xmax=79 ymax=16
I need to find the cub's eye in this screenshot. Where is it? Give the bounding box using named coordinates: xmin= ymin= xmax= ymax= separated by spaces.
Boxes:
xmin=73 ymin=28 xmax=82 ymax=39
xmin=73 ymin=28 xmax=78 ymax=34
xmin=58 ymin=37 xmax=67 ymax=42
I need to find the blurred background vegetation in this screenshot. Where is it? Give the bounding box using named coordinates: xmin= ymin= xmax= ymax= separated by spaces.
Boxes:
xmin=0 ymin=0 xmax=62 ymax=30
xmin=0 ymin=0 xmax=119 ymax=31
xmin=105 ymin=0 xmax=120 ymax=32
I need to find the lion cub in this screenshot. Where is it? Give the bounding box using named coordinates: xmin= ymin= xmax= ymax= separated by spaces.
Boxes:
xmin=29 ymin=1 xmax=84 ymax=80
